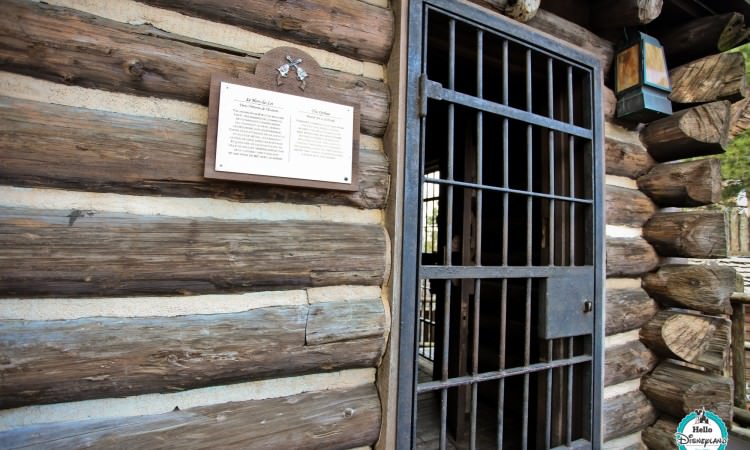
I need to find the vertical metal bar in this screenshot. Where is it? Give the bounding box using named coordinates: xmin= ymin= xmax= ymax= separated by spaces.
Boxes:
xmin=497 ymin=278 xmax=507 ymax=448
xmin=439 ymin=18 xmax=456 ymax=450
xmin=525 ymin=49 xmax=533 ymax=268
xmin=545 ymin=340 xmax=553 ymax=449
xmin=547 ymin=58 xmax=555 ymax=266
xmin=566 ymin=337 xmax=574 ymax=445
xmin=567 ymin=66 xmax=576 ymax=266
xmin=502 ymin=40 xmax=509 ymax=267
xmin=469 ymin=30 xmax=483 ymax=450
xmin=522 ymin=278 xmax=532 ymax=450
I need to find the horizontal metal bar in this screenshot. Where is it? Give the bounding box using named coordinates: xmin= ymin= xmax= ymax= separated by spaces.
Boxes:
xmin=420 ymin=265 xmax=594 ymax=280
xmin=416 ymin=355 xmax=593 ymax=393
xmin=423 ymin=177 xmax=593 ymax=204
xmin=423 ymin=79 xmax=593 ymax=139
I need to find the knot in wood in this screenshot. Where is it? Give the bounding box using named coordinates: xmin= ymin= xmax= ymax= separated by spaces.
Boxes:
xmin=128 ymin=60 xmax=145 ymax=78
xmin=343 ymin=407 xmax=354 ymax=418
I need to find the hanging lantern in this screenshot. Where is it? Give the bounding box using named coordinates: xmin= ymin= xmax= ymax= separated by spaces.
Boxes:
xmin=614 ymin=31 xmax=672 ymax=123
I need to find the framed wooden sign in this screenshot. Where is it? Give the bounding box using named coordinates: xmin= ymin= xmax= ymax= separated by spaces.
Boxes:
xmin=204 ymin=47 xmax=360 ymax=191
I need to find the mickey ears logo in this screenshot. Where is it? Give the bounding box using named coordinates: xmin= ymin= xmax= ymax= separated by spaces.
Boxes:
xmin=675 ymin=406 xmax=729 ymax=450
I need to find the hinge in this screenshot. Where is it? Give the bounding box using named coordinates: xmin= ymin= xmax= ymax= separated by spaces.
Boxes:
xmin=418 ymin=74 xmax=443 ymax=118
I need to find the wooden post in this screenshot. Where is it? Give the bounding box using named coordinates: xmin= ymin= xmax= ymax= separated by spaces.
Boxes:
xmin=640 ymin=101 xmax=731 ymax=162
xmin=669 ymin=52 xmax=749 ymax=104
xmin=733 ymin=274 xmax=747 ymax=408
xmin=643 ymin=211 xmax=729 ymax=258
xmin=658 ymin=12 xmax=750 ymax=66
xmin=591 ymin=0 xmax=663 ymax=28
xmin=605 ymin=287 xmax=659 ymax=336
xmin=642 ymin=264 xmax=736 ymax=315
xmin=641 ymin=361 xmax=734 ymax=425
xmin=640 ymin=310 xmax=731 ymax=373
xmin=637 ymin=158 xmax=722 ymax=207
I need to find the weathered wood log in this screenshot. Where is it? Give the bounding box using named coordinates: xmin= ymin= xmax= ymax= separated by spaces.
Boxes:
xmin=735 ymin=407 xmax=750 ymax=427
xmin=525 ymin=9 xmax=615 ymax=75
xmin=0 ymin=384 xmax=381 ymax=450
xmin=138 ymin=0 xmax=392 ymax=64
xmin=606 ymin=237 xmax=660 ymax=277
xmin=659 ymin=12 xmax=750 ymax=66
xmin=606 ymin=287 xmax=659 ymax=336
xmin=0 ymin=299 xmax=384 ymax=408
xmin=604 ymin=339 xmax=659 ymax=386
xmin=606 ymin=185 xmax=657 ymax=227
xmin=603 ymin=85 xmax=617 ymax=121
xmin=640 ymin=101 xmax=731 ymax=162
xmin=637 ymin=158 xmax=723 ymax=207
xmin=642 ymin=264 xmax=736 ymax=315
xmin=0 ymin=0 xmax=390 ymax=137
xmin=640 ymin=310 xmax=731 ymax=373
xmin=642 ymin=418 xmax=679 ymax=450
xmin=669 ymin=52 xmax=749 ymax=104
xmin=504 ymin=0 xmax=540 ymax=22
xmin=643 ymin=211 xmax=729 ymax=258
xmin=0 ymin=96 xmax=388 ymax=209
xmin=730 ymin=97 xmax=750 ymax=140
xmin=591 ymin=0 xmax=663 ymax=28
xmin=603 ymin=389 xmax=658 ymax=441
xmin=0 ymin=207 xmax=386 ymax=297
xmin=641 ymin=361 xmax=733 ymax=424
xmin=605 ymin=137 xmax=656 ymax=178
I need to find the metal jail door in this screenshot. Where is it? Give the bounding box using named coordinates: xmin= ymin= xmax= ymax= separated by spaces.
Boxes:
xmin=397 ymin=1 xmax=605 ymax=449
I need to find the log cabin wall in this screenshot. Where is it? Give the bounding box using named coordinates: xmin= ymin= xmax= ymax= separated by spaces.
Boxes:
xmin=0 ymin=0 xmax=393 ymax=448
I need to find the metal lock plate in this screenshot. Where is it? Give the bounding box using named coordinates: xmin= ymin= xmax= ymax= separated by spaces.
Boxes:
xmin=539 ymin=268 xmax=595 ymax=339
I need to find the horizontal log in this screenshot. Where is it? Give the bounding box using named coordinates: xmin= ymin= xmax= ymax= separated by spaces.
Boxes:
xmin=640 ymin=310 xmax=730 ymax=373
xmin=643 ymin=211 xmax=729 ymax=258
xmin=642 ymin=418 xmax=679 ymax=450
xmin=606 ymin=237 xmax=660 ymax=277
xmin=603 ymin=389 xmax=657 ymax=441
xmin=604 ymin=339 xmax=658 ymax=386
xmin=669 ymin=52 xmax=749 ymax=104
xmin=730 ymin=97 xmax=750 ymax=140
xmin=606 ymin=185 xmax=656 ymax=227
xmin=735 ymin=407 xmax=750 ymax=427
xmin=642 ymin=264 xmax=736 ymax=315
xmin=525 ymin=9 xmax=615 ymax=75
xmin=0 ymin=299 xmax=385 ymax=408
xmin=605 ymin=287 xmax=659 ymax=336
xmin=0 ymin=0 xmax=390 ymax=136
xmin=641 ymin=361 xmax=733 ymax=425
xmin=138 ymin=0 xmax=393 ymax=64
xmin=591 ymin=0 xmax=663 ymax=28
xmin=637 ymin=158 xmax=722 ymax=207
xmin=659 ymin=12 xmax=750 ymax=66
xmin=640 ymin=101 xmax=731 ymax=163
xmin=0 ymin=383 xmax=381 ymax=450
xmin=732 ymin=292 xmax=750 ymax=304
xmin=605 ymin=136 xmax=656 ymax=178
xmin=0 ymin=96 xmax=388 ymax=209
xmin=0 ymin=207 xmax=386 ymax=297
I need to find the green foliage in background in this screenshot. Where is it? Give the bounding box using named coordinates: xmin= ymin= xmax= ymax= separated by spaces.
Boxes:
xmin=723 ymin=44 xmax=750 ymax=205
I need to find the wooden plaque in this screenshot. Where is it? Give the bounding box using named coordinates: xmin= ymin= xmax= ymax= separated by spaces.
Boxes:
xmin=205 ymin=47 xmax=360 ymax=191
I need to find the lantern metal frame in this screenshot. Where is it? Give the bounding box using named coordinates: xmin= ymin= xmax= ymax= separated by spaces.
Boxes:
xmin=614 ymin=31 xmax=673 ymax=123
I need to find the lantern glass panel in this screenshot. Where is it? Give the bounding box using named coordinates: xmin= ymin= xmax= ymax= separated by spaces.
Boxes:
xmin=643 ymin=41 xmax=670 ymax=89
xmin=615 ymin=44 xmax=640 ymax=93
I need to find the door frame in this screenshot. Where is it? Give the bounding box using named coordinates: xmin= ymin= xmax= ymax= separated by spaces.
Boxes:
xmin=395 ymin=0 xmax=606 ymax=447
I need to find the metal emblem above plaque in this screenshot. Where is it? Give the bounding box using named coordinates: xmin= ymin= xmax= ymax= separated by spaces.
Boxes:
xmin=204 ymin=47 xmax=360 ymax=191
